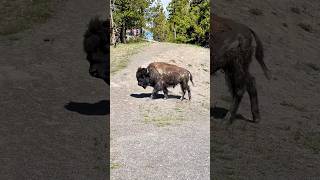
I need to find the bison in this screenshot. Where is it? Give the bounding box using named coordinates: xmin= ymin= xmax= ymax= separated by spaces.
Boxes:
xmin=136 ymin=62 xmax=194 ymax=101
xmin=211 ymin=14 xmax=271 ymax=123
xmin=83 ymin=17 xmax=110 ymax=84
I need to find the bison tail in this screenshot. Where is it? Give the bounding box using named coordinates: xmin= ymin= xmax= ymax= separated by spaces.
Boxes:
xmin=250 ymin=28 xmax=271 ymax=80
xmin=189 ymin=71 xmax=195 ymax=86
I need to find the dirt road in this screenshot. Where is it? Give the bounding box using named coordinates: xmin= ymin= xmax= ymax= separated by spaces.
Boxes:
xmin=212 ymin=0 xmax=320 ymax=179
xmin=0 ymin=0 xmax=108 ymax=179
xmin=110 ymin=42 xmax=210 ymax=179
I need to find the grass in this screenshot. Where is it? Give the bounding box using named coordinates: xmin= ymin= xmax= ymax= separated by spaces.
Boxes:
xmin=143 ymin=113 xmax=184 ymax=127
xmin=110 ymin=42 xmax=150 ymax=75
xmin=110 ymin=162 xmax=121 ymax=169
xmin=140 ymin=104 xmax=186 ymax=127
xmin=0 ymin=0 xmax=55 ymax=35
xmin=303 ymin=132 xmax=320 ymax=154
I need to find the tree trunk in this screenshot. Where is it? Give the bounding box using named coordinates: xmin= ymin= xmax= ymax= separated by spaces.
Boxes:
xmin=120 ymin=24 xmax=126 ymax=44
xmin=110 ymin=6 xmax=115 ymax=45
xmin=173 ymin=23 xmax=177 ymax=41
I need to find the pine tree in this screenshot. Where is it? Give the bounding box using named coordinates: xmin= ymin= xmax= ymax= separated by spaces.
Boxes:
xmin=113 ymin=0 xmax=153 ymax=43
xmin=150 ymin=0 xmax=169 ymax=41
xmin=167 ymin=0 xmax=191 ymax=43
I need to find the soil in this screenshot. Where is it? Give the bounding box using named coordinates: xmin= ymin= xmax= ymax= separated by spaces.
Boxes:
xmin=212 ymin=0 xmax=320 ymax=179
xmin=110 ymin=42 xmax=210 ymax=179
xmin=0 ymin=0 xmax=108 ymax=179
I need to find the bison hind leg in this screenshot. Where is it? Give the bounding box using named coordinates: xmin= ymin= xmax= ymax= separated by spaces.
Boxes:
xmin=246 ymin=74 xmax=261 ymax=122
xmin=187 ymin=85 xmax=191 ymax=100
xmin=224 ymin=70 xmax=246 ymax=123
xmin=163 ymin=87 xmax=169 ymax=100
xmin=180 ymin=84 xmax=186 ymax=101
xmin=225 ymin=86 xmax=245 ymax=124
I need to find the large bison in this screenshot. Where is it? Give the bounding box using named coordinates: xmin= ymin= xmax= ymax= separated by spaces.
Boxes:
xmin=83 ymin=17 xmax=110 ymax=84
xmin=136 ymin=62 xmax=194 ymax=101
xmin=211 ymin=14 xmax=271 ymax=123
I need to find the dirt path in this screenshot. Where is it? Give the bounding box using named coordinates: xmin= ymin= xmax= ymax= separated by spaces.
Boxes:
xmin=0 ymin=0 xmax=108 ymax=179
xmin=212 ymin=0 xmax=320 ymax=179
xmin=110 ymin=42 xmax=210 ymax=179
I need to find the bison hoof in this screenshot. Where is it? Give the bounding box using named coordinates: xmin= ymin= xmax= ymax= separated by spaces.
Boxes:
xmin=224 ymin=112 xmax=235 ymax=124
xmin=253 ymin=115 xmax=261 ymax=123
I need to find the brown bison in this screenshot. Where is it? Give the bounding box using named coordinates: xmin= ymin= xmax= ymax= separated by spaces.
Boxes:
xmin=83 ymin=17 xmax=110 ymax=84
xmin=136 ymin=62 xmax=194 ymax=101
xmin=211 ymin=14 xmax=271 ymax=123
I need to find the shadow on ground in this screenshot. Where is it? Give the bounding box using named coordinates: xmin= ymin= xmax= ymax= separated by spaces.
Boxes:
xmin=64 ymin=100 xmax=109 ymax=115
xmin=211 ymin=106 xmax=253 ymax=122
xmin=130 ymin=93 xmax=181 ymax=99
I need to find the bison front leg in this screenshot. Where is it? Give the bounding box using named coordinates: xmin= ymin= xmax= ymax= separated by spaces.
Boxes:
xmin=150 ymin=82 xmax=162 ymax=99
xmin=150 ymin=88 xmax=159 ymax=99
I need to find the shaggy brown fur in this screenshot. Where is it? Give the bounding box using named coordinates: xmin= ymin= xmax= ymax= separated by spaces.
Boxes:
xmin=211 ymin=14 xmax=271 ymax=123
xmin=83 ymin=17 xmax=110 ymax=84
xmin=136 ymin=62 xmax=194 ymax=101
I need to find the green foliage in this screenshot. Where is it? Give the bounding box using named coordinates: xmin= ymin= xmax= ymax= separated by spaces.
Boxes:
xmin=113 ymin=0 xmax=153 ymax=43
xmin=113 ymin=0 xmax=151 ymax=29
xmin=166 ymin=0 xmax=209 ymax=46
xmin=0 ymin=0 xmax=54 ymax=35
xmin=112 ymin=0 xmax=209 ymax=46
xmin=150 ymin=0 xmax=169 ymax=41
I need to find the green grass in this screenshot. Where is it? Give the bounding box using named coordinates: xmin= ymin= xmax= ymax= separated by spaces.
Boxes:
xmin=110 ymin=162 xmax=121 ymax=169
xmin=0 ymin=0 xmax=55 ymax=35
xmin=140 ymin=105 xmax=185 ymax=127
xmin=110 ymin=42 xmax=150 ymax=75
xmin=143 ymin=113 xmax=184 ymax=127
xmin=303 ymin=132 xmax=320 ymax=154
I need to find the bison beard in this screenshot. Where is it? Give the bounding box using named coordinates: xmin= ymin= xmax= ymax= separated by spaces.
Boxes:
xmin=83 ymin=17 xmax=110 ymax=84
xmin=136 ymin=62 xmax=194 ymax=101
xmin=211 ymin=15 xmax=271 ymax=123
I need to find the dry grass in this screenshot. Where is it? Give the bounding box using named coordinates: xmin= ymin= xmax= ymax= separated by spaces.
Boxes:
xmin=110 ymin=42 xmax=150 ymax=75
xmin=0 ymin=0 xmax=56 ymax=35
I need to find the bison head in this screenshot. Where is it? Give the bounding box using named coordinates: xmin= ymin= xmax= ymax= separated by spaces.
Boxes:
xmin=136 ymin=67 xmax=150 ymax=89
xmin=83 ymin=17 xmax=110 ymax=84
xmin=87 ymin=51 xmax=109 ymax=84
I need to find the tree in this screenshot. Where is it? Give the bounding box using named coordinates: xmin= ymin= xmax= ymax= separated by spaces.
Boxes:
xmin=166 ymin=0 xmax=209 ymax=46
xmin=113 ymin=0 xmax=152 ymax=43
xmin=189 ymin=0 xmax=209 ymax=46
xmin=167 ymin=0 xmax=191 ymax=43
xmin=150 ymin=0 xmax=169 ymax=41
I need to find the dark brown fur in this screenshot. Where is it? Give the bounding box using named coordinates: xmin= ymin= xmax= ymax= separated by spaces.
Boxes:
xmin=136 ymin=62 xmax=194 ymax=100
xmin=211 ymin=14 xmax=271 ymax=123
xmin=83 ymin=17 xmax=110 ymax=84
